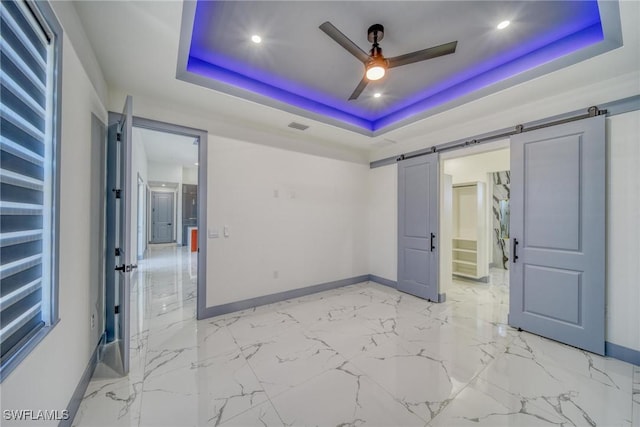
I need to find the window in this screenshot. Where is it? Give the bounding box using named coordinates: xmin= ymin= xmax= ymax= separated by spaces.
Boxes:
xmin=0 ymin=0 xmax=61 ymax=380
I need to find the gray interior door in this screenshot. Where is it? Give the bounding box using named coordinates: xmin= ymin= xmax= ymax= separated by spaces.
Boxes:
xmin=151 ymin=192 xmax=173 ymax=243
xmin=509 ymin=115 xmax=605 ymax=355
xmin=105 ymin=96 xmax=133 ymax=375
xmin=398 ymin=153 xmax=441 ymax=302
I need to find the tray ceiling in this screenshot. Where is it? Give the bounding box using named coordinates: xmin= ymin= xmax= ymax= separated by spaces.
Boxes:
xmin=176 ymin=1 xmax=622 ymax=136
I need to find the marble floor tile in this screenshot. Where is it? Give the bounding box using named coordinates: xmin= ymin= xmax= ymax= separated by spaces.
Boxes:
xmin=429 ymin=377 xmax=563 ymax=426
xmin=476 ymin=336 xmax=635 ymax=426
xmin=219 ymin=401 xmax=283 ymax=427
xmin=348 ymin=339 xmax=469 ymax=423
xmin=269 ymin=361 xmax=425 ymax=426
xmin=73 ymin=247 xmax=637 ymax=427
xmin=240 ymin=325 xmax=347 ymax=398
xmin=73 ymin=378 xmax=143 ymax=427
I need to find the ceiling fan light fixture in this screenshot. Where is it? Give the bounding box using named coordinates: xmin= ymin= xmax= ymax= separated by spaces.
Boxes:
xmin=366 ymin=58 xmax=387 ymax=81
xmin=366 ymin=65 xmax=385 ymax=81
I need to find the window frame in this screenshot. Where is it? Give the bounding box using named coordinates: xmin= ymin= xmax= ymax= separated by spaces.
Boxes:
xmin=0 ymin=0 xmax=62 ymax=382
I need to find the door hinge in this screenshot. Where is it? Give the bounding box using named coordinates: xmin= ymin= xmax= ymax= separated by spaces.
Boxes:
xmin=115 ymin=248 xmax=121 ymax=256
xmin=112 ymin=188 xmax=121 ymax=198
xmin=114 ymin=305 xmax=120 ymax=314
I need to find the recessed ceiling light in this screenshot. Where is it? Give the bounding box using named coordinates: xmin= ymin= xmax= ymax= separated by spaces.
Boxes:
xmin=497 ymin=20 xmax=510 ymax=30
xmin=373 ymin=93 xmax=382 ymax=98
xmin=251 ymin=35 xmax=262 ymax=44
xmin=194 ymin=162 xmax=199 ymax=166
xmin=161 ymin=184 xmax=166 ymax=187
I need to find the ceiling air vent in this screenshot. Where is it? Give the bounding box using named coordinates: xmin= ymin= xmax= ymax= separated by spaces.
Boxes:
xmin=288 ymin=122 xmax=309 ymax=131
xmin=372 ymin=138 xmax=398 ymax=148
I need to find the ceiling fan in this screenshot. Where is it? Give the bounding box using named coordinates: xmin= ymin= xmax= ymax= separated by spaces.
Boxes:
xmin=319 ymin=22 xmax=458 ymax=100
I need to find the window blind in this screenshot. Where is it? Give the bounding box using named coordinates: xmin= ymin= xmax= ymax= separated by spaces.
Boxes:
xmin=0 ymin=0 xmax=53 ymax=363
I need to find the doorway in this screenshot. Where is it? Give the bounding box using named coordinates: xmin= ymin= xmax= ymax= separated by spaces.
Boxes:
xmin=439 ymin=142 xmax=511 ymax=321
xmin=104 ymin=102 xmax=208 ymax=377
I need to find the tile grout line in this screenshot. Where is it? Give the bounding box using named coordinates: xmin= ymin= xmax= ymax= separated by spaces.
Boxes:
xmin=223 ymin=323 xmax=290 ymax=426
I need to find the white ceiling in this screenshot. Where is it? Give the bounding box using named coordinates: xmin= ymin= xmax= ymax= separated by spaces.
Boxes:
xmin=72 ymin=1 xmax=637 ymax=155
xmin=133 ymin=127 xmax=198 ymax=169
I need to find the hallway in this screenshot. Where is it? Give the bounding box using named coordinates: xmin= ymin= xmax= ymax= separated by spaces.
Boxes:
xmin=73 ymin=248 xmax=639 ymax=426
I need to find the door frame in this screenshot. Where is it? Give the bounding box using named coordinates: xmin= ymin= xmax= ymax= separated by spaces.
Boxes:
xmin=106 ymin=113 xmax=209 ymax=322
xmin=150 ymin=190 xmax=176 ymax=244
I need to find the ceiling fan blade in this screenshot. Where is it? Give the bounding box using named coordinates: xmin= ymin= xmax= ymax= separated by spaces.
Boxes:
xmin=348 ymin=77 xmax=368 ymax=100
xmin=319 ymin=21 xmax=370 ymax=63
xmin=387 ymin=41 xmax=458 ymax=69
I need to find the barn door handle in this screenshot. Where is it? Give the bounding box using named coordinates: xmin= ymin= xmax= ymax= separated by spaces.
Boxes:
xmin=513 ymin=238 xmax=519 ymax=263
xmin=430 ymin=233 xmax=436 ymax=251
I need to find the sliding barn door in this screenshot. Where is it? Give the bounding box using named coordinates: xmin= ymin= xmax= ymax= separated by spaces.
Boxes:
xmin=398 ymin=153 xmax=441 ymax=302
xmin=509 ymin=116 xmax=605 ymax=354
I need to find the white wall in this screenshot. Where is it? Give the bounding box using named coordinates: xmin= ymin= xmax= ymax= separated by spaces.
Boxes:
xmin=182 ymin=166 xmax=197 ymax=185
xmin=0 ymin=22 xmax=108 ymax=427
xmin=442 ymin=148 xmax=510 ymax=184
xmin=207 ymin=136 xmax=369 ymax=306
xmin=606 ymin=111 xmax=640 ymax=352
xmin=367 ymin=112 xmax=640 ymax=352
xmin=367 ymin=164 xmax=397 ymax=282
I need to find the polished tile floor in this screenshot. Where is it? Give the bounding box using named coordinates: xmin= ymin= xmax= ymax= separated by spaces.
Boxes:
xmin=74 ymin=245 xmax=639 ymax=426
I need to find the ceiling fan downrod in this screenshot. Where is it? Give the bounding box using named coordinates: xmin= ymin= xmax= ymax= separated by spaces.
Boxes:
xmin=367 ymin=24 xmax=384 ymax=58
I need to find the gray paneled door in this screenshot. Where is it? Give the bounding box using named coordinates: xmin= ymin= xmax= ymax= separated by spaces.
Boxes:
xmin=151 ymin=192 xmax=174 ymax=243
xmin=398 ymin=153 xmax=440 ymax=302
xmin=509 ymin=115 xmax=605 ymax=355
xmin=105 ymin=95 xmax=134 ymax=375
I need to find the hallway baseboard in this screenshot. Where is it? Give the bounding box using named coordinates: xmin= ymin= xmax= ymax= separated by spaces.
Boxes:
xmin=60 ymin=333 xmax=104 ymax=427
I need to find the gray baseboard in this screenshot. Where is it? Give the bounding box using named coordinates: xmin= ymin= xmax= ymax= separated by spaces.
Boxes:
xmin=60 ymin=333 xmax=104 ymax=427
xmin=605 ymin=341 xmax=640 ymax=366
xmin=200 ymin=275 xmax=370 ymax=318
xmin=368 ymin=274 xmax=397 ymax=288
